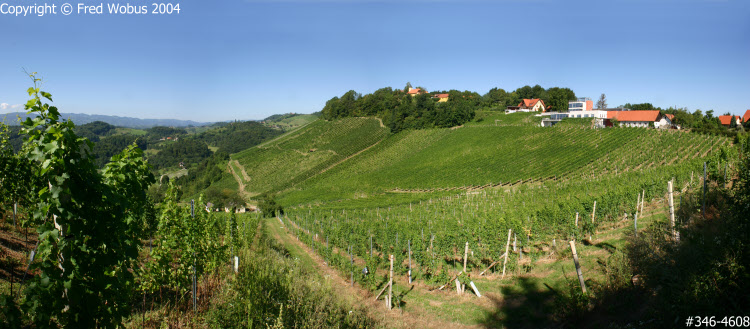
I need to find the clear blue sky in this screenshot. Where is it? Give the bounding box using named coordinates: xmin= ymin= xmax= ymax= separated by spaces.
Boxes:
xmin=1 ymin=0 xmax=748 ymax=122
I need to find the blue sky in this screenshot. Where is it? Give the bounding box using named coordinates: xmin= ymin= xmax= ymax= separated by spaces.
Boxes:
xmin=1 ymin=0 xmax=748 ymax=122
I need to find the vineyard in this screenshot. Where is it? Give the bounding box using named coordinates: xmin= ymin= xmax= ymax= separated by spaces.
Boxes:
xmin=221 ymin=112 xmax=741 ymax=326
xmin=232 ymin=117 xmax=389 ymax=196
xmin=276 ymin=117 xmax=729 ymax=207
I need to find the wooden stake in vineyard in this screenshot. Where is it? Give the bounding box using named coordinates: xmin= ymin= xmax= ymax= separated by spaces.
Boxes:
xmin=463 ymin=242 xmax=469 ymax=272
xmin=388 ymin=254 xmax=393 ymax=309
xmin=640 ymin=189 xmax=645 ymax=215
xmin=575 ymin=212 xmax=579 ymax=228
xmin=668 ymin=180 xmax=678 ymax=241
xmin=703 ymin=162 xmax=707 ymax=218
xmin=569 ymin=240 xmax=587 ymax=294
xmin=408 ymin=240 xmax=412 ymax=284
xmin=590 ymin=201 xmax=596 ymax=240
xmin=635 ymin=191 xmax=641 ymax=219
xmin=502 ymin=229 xmax=512 ymax=278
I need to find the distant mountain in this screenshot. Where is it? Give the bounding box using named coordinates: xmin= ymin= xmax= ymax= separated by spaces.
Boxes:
xmin=0 ymin=112 xmax=209 ymax=128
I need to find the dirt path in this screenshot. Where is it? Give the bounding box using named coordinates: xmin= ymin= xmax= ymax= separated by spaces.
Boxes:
xmin=233 ymin=160 xmax=251 ymax=182
xmin=227 ymin=161 xmax=252 ymax=201
xmin=267 ymin=218 xmax=480 ymax=329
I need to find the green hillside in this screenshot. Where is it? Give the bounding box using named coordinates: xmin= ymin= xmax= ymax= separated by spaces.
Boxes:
xmin=263 ymin=112 xmax=320 ymax=130
xmin=229 ymin=113 xmax=728 ymax=209
xmin=232 ymin=117 xmax=389 ymax=196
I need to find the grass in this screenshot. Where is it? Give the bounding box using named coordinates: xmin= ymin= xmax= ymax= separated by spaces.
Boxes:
xmin=278 ymin=120 xmax=726 ymax=207
xmin=233 ymin=117 xmax=389 ymax=196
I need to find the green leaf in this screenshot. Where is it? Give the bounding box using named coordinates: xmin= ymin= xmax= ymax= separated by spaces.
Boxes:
xmin=25 ymin=98 xmax=38 ymax=109
xmin=41 ymin=91 xmax=53 ymax=101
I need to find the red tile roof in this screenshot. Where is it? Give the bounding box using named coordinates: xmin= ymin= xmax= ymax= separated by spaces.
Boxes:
xmin=744 ymin=110 xmax=750 ymax=123
xmin=718 ymin=115 xmax=738 ymax=126
xmin=607 ymin=110 xmax=661 ymax=122
xmin=434 ymin=93 xmax=449 ymax=99
xmin=518 ymin=99 xmax=543 ymax=107
xmin=407 ymin=88 xmax=424 ymax=95
xmin=665 ymin=114 xmax=674 ymax=120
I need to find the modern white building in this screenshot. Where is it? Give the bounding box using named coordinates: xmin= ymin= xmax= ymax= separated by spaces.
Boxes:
xmin=568 ymin=97 xmax=593 ymax=112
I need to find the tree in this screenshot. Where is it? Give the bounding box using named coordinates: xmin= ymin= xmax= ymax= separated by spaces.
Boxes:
xmin=4 ymin=74 xmax=155 ymax=328
xmin=545 ymin=87 xmax=576 ymax=112
xmin=404 ymin=82 xmax=413 ymax=92
xmin=596 ymin=93 xmax=607 ymax=109
xmin=730 ymin=115 xmax=738 ymax=129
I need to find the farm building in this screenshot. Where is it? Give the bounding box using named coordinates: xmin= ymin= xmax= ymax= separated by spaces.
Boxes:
xmin=432 ymin=93 xmax=449 ymax=103
xmin=606 ymin=110 xmax=672 ymax=128
xmin=744 ymin=110 xmax=750 ymax=123
xmin=407 ymin=87 xmax=426 ymax=96
xmin=718 ymin=115 xmax=741 ymax=127
xmin=507 ymin=98 xmax=546 ymax=113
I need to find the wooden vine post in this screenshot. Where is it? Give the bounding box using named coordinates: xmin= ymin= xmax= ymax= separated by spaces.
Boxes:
xmin=575 ymin=212 xmax=579 ymax=228
xmin=590 ymin=201 xmax=596 ymax=240
xmin=668 ymin=180 xmax=678 ymax=241
xmin=388 ymin=254 xmax=393 ymax=309
xmin=569 ymin=240 xmax=587 ymax=294
xmin=463 ymin=242 xmax=469 ymax=273
xmin=502 ymin=229 xmax=512 ymax=278
xmin=408 ymin=240 xmax=412 ymax=284
xmin=635 ymin=191 xmax=641 ymax=219
xmin=640 ymin=189 xmax=645 ymax=215
xmin=702 ymin=162 xmax=707 ymax=218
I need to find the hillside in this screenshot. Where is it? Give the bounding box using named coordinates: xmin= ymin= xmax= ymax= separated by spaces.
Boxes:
xmin=263 ymin=112 xmax=320 ymax=130
xmin=232 ymin=117 xmax=389 ymax=196
xmin=231 ymin=112 xmax=728 ymax=208
xmin=222 ymin=111 xmax=740 ymax=328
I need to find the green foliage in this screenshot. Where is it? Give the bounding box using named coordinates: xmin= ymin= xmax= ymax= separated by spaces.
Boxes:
xmin=321 ymin=87 xmax=478 ymax=133
xmin=0 ymin=123 xmax=35 ymax=220
xmin=74 ymin=120 xmax=116 ymax=141
xmin=206 ymin=218 xmax=376 ymax=328
xmin=138 ymin=185 xmax=227 ymax=295
xmin=148 ymin=138 xmax=212 ymax=170
xmin=3 ymin=75 xmax=155 ymax=328
xmin=173 ymin=151 xmax=230 ymax=198
xmin=195 ymin=120 xmax=283 ymax=154
xmin=258 ymin=193 xmax=284 ymax=217
xmin=145 ymin=126 xmax=187 ymax=139
xmin=233 ymin=117 xmax=389 ymax=195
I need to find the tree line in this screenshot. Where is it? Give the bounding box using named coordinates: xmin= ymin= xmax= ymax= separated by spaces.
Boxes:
xmin=321 ymin=84 xmax=577 ymax=132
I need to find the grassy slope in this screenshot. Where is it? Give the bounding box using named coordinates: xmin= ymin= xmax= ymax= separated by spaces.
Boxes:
xmin=277 ymin=114 xmax=727 ymax=206
xmin=268 ymin=113 xmax=320 ymax=130
xmin=232 ymin=117 xmax=389 ymax=196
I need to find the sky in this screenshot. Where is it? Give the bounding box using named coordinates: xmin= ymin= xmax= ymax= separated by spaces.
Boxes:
xmin=1 ymin=0 xmax=749 ymax=122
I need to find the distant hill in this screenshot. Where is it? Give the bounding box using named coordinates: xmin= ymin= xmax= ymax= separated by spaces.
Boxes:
xmin=0 ymin=112 xmax=209 ymax=128
xmin=262 ymin=112 xmax=320 ymax=130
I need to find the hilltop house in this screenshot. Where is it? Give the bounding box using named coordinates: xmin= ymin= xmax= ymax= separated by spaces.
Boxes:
xmin=407 ymin=87 xmax=426 ymax=96
xmin=506 ymin=98 xmax=545 ymax=113
xmin=718 ymin=115 xmax=742 ymax=127
xmin=432 ymin=93 xmax=449 ymax=103
xmin=743 ymin=110 xmax=750 ymax=123
xmin=606 ymin=110 xmax=672 ymax=128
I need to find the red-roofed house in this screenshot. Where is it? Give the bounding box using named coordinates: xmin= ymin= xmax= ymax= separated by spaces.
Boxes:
xmin=607 ymin=110 xmax=672 ymax=128
xmin=517 ymin=99 xmax=546 ymax=112
xmin=407 ymin=88 xmax=426 ymax=96
xmin=743 ymin=110 xmax=750 ymax=123
xmin=718 ymin=115 xmax=741 ymax=127
xmin=432 ymin=93 xmax=449 ymax=103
